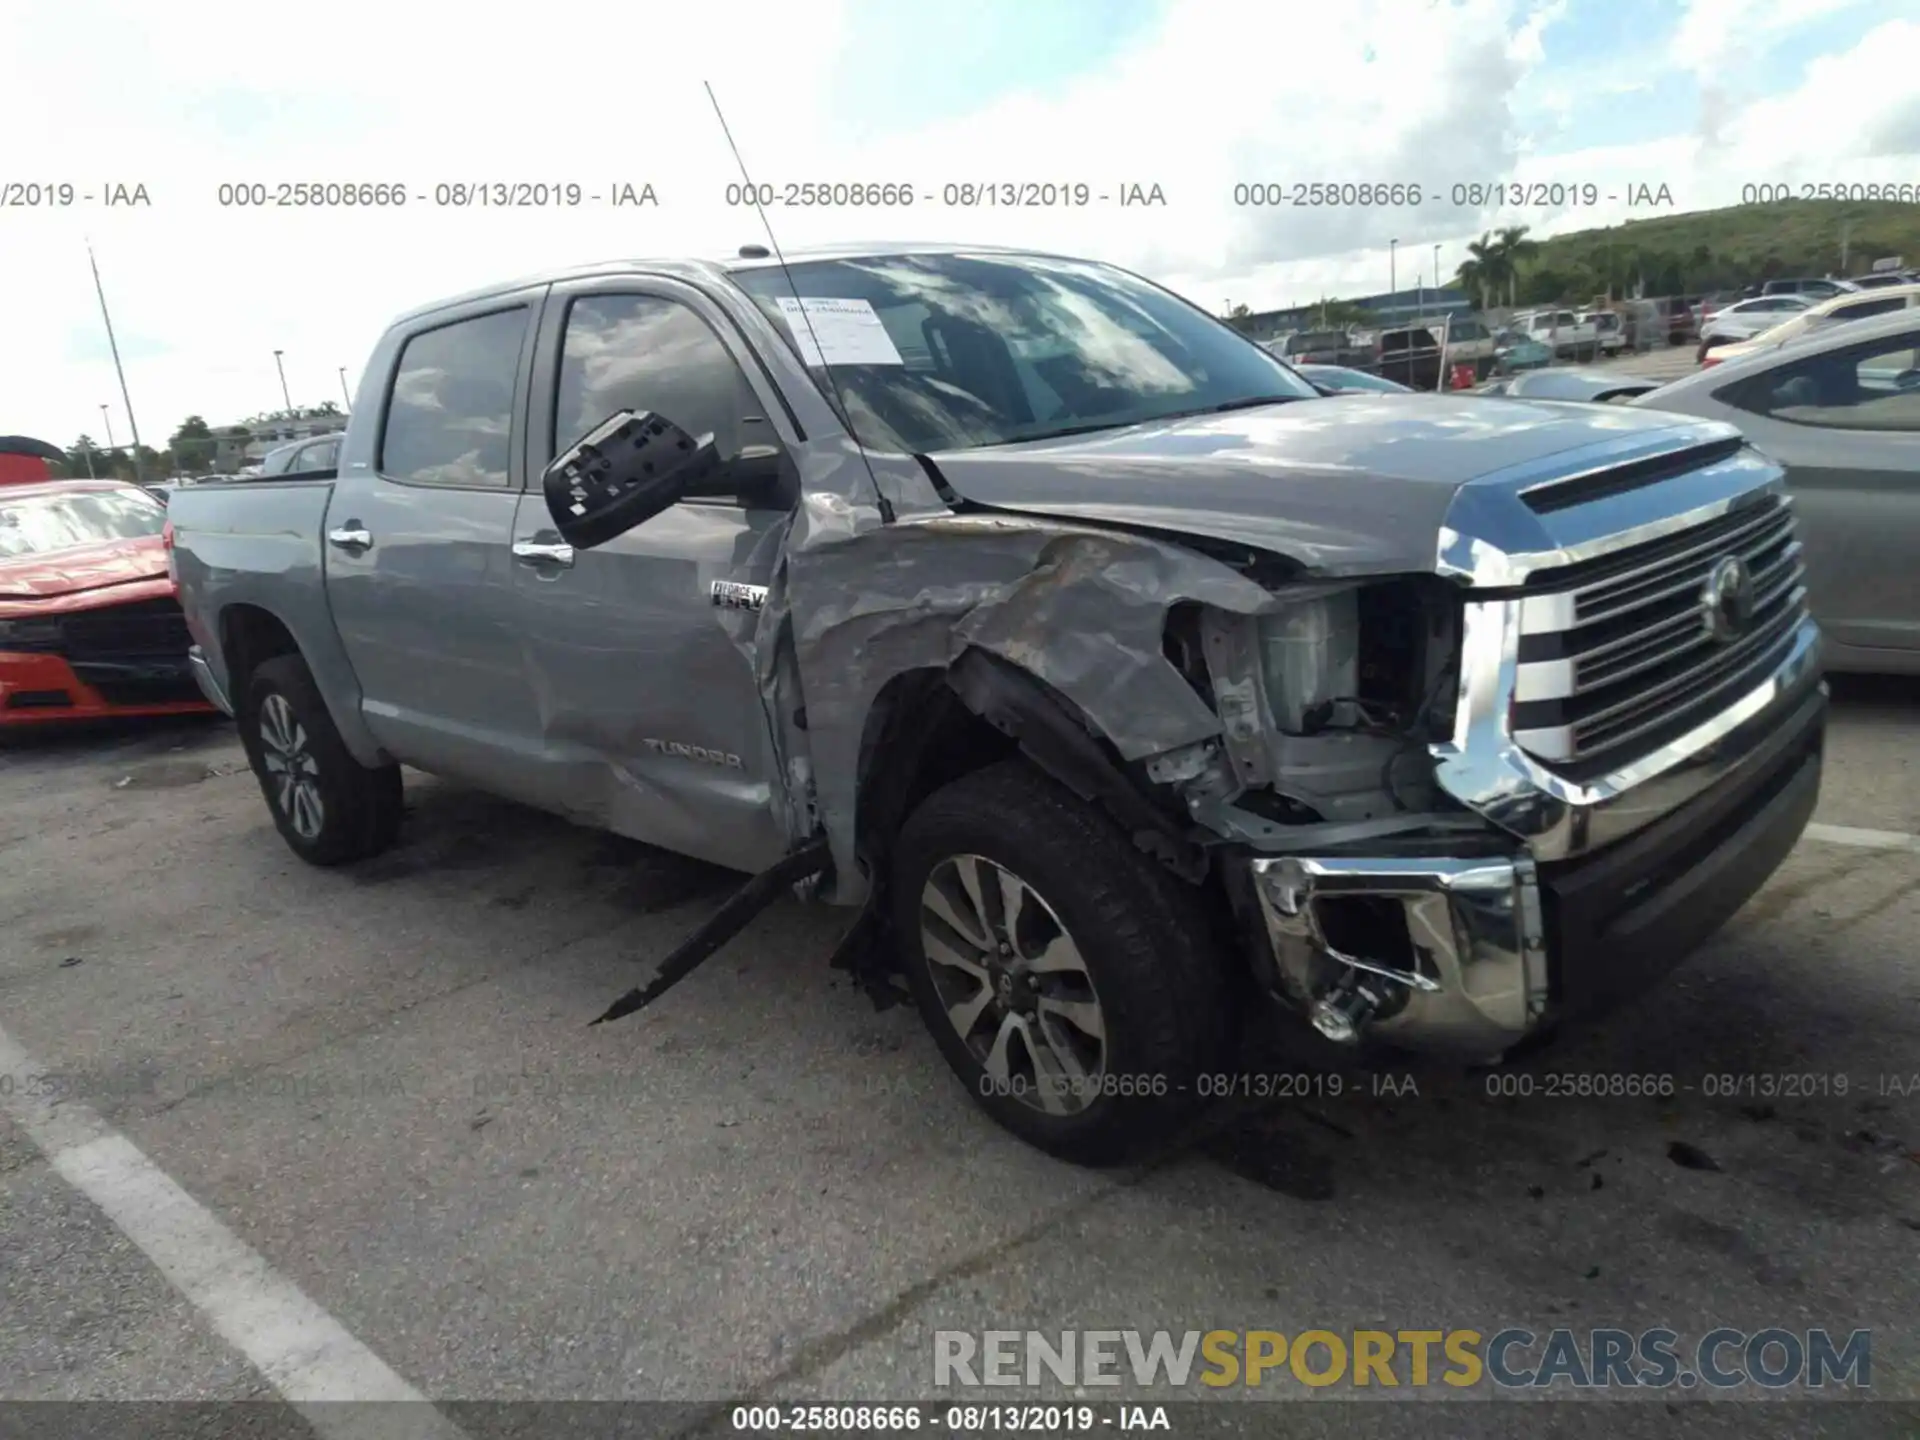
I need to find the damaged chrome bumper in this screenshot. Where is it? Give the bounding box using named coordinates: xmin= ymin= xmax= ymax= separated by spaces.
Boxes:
xmin=1249 ymin=853 xmax=1548 ymax=1057
xmin=1241 ymin=623 xmax=1824 ymax=1058
xmin=1237 ymin=435 xmax=1828 ymax=1058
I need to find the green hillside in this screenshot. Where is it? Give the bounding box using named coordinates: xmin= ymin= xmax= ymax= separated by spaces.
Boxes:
xmin=1451 ymin=198 xmax=1920 ymax=307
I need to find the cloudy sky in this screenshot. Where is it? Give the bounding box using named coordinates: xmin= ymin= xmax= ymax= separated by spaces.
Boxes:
xmin=3 ymin=0 xmax=1915 ymax=450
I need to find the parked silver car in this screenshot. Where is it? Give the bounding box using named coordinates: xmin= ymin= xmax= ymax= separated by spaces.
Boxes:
xmin=1632 ymin=307 xmax=1920 ymax=674
xmin=258 ymin=432 xmax=345 ymax=477
xmin=1475 ymin=369 xmax=1661 ymax=404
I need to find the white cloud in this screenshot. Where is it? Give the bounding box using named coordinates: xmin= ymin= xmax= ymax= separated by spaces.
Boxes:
xmin=1672 ymin=0 xmax=1875 ymax=75
xmin=0 ymin=0 xmax=1914 ymax=446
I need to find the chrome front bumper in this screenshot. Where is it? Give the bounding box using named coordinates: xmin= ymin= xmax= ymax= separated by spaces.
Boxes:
xmin=1245 ymin=672 xmax=1824 ymax=1059
xmin=187 ymin=645 xmax=234 ymax=716
xmin=1241 ymin=426 xmax=1827 ymax=1057
xmin=1249 ymin=852 xmax=1548 ymax=1057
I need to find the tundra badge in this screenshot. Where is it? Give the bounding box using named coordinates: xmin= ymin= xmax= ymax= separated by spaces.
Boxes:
xmin=710 ymin=580 xmax=768 ymax=611
xmin=642 ymin=738 xmax=745 ymax=769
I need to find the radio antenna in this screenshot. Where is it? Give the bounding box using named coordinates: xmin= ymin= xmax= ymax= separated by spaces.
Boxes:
xmin=703 ymin=82 xmax=894 ymax=524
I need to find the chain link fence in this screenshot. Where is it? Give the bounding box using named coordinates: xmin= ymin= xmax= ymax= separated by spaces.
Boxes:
xmin=1253 ymin=295 xmax=1705 ymax=393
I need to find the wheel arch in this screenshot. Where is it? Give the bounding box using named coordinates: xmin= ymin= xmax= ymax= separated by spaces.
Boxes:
xmin=849 ymin=648 xmax=1213 ymax=896
xmin=218 ymin=602 xmax=388 ymax=767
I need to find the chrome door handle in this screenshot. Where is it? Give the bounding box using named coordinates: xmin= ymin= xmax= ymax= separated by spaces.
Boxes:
xmin=513 ymin=540 xmax=575 ymax=567
xmin=327 ymin=526 xmax=372 ymax=551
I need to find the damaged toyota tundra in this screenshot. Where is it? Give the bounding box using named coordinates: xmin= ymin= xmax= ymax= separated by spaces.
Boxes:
xmin=167 ymin=244 xmax=1826 ymax=1164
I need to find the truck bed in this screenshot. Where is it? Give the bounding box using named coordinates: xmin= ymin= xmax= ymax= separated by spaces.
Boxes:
xmin=166 ymin=476 xmax=342 ymax=715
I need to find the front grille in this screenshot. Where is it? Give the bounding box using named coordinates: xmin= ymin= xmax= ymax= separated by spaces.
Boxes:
xmin=58 ymin=597 xmax=192 ymax=662
xmin=1509 ymin=492 xmax=1808 ymax=774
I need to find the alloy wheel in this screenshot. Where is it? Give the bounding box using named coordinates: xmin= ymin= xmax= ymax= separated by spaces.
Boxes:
xmin=257 ymin=692 xmax=325 ymax=840
xmin=919 ymin=854 xmax=1108 ymax=1116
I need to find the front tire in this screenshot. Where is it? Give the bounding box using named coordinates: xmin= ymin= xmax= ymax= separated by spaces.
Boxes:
xmin=239 ymin=654 xmax=403 ymax=866
xmin=891 ymin=761 xmax=1232 ymax=1165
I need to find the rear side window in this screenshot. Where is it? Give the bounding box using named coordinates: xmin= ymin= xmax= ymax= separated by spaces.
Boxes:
xmin=380 ymin=308 xmax=527 ymax=488
xmin=1832 ymin=297 xmax=1905 ymax=321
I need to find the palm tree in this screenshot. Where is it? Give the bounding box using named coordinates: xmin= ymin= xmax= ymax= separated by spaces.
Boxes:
xmin=1461 ymin=233 xmax=1505 ymax=309
xmin=1495 ymin=225 xmax=1538 ymax=307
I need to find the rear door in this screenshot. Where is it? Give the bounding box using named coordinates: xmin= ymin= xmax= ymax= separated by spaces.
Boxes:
xmin=502 ymin=275 xmax=798 ymax=872
xmin=323 ymin=292 xmax=554 ymax=792
xmin=1716 ymin=323 xmax=1920 ymax=658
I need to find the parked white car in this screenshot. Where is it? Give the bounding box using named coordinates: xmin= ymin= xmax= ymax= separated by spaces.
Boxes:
xmin=1697 ymin=294 xmax=1816 ymax=360
xmin=1704 ymin=283 xmax=1920 ymax=367
xmin=1580 ymin=311 xmax=1626 ymax=355
xmin=1515 ymin=309 xmax=1600 ymax=359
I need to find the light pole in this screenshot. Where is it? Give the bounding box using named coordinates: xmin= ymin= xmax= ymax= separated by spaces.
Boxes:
xmin=87 ymin=242 xmax=145 ymax=482
xmin=337 ymin=367 xmax=352 ymax=409
xmin=1388 ymin=239 xmax=1399 ymax=322
xmin=100 ymin=403 xmax=116 ymax=451
xmin=273 ymin=350 xmax=294 ymax=413
xmin=1434 ymin=243 xmax=1443 ymax=296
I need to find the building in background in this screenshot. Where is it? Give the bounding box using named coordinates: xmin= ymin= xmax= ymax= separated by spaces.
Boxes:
xmin=1235 ymin=287 xmax=1477 ymax=343
xmin=213 ymin=408 xmax=348 ymax=472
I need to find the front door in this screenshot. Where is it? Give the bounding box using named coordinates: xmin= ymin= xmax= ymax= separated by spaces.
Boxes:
xmin=506 ymin=278 xmax=798 ymax=873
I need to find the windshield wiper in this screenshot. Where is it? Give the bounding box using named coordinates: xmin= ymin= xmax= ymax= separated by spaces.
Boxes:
xmin=991 ymin=395 xmax=1305 ymax=447
xmin=1192 ymin=395 xmax=1307 ymax=415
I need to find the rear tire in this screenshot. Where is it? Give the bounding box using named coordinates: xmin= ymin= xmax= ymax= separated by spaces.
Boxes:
xmin=891 ymin=760 xmax=1232 ymax=1165
xmin=239 ymin=654 xmax=402 ymax=866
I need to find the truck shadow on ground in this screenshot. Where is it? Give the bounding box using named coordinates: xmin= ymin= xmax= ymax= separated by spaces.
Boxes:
xmin=0 ymin=712 xmax=232 ymax=767
xmin=340 ymin=773 xmax=739 ymax=918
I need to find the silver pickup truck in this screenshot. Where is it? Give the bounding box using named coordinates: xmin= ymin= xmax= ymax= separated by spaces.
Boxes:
xmin=168 ymin=243 xmax=1826 ymax=1164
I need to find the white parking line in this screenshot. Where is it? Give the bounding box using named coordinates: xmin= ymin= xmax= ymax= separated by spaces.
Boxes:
xmin=1804 ymin=822 xmax=1920 ymax=854
xmin=0 ymin=1023 xmax=469 ymax=1440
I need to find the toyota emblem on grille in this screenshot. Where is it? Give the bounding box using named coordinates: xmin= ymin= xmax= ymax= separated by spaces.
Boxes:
xmin=1700 ymin=555 xmax=1755 ymax=643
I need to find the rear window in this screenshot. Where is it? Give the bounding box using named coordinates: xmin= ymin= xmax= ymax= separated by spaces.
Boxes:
xmin=0 ymin=488 xmax=164 ymax=558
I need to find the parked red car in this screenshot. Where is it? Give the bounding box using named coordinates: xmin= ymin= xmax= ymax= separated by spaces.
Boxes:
xmin=0 ymin=478 xmax=215 ymax=727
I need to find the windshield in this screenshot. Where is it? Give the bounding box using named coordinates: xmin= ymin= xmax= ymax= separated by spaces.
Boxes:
xmin=729 ymin=252 xmax=1318 ymax=453
xmin=0 ymin=488 xmax=164 ymax=558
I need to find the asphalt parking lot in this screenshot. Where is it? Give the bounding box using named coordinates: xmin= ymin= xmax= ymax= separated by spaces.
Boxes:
xmin=1 ymin=673 xmax=1916 ymax=1436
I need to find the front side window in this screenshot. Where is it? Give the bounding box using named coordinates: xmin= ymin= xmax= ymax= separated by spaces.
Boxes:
xmin=380 ymin=307 xmax=527 ymax=488
xmin=1730 ymin=330 xmax=1920 ymax=432
xmin=729 ymin=252 xmax=1316 ymax=454
xmin=552 ymin=294 xmax=771 ymax=465
xmin=0 ymin=488 xmax=163 ymax=557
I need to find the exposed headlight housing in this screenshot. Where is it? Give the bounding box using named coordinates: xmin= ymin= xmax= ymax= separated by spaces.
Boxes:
xmin=1255 ymin=590 xmax=1359 ymax=733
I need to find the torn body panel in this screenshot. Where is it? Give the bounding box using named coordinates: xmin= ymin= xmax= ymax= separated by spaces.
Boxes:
xmin=774 ymin=499 xmax=1309 ymax=907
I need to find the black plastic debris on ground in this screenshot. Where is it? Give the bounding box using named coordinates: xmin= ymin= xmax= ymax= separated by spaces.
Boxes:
xmin=1667 ymin=1140 xmax=1723 ymax=1172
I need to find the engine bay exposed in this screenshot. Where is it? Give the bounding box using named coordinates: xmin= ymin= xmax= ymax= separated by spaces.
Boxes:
xmin=1152 ymin=575 xmax=1471 ymax=852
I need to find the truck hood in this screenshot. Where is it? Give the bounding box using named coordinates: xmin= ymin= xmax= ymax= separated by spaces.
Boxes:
xmin=923 ymin=393 xmax=1698 ymax=574
xmin=0 ymin=535 xmax=168 ymax=601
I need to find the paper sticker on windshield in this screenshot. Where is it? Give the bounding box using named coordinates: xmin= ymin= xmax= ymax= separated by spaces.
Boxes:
xmin=775 ymin=297 xmax=904 ymax=367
